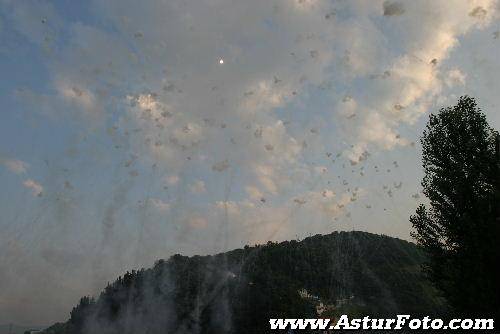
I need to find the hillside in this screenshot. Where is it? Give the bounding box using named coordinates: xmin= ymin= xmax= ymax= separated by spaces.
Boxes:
xmin=41 ymin=231 xmax=447 ymax=334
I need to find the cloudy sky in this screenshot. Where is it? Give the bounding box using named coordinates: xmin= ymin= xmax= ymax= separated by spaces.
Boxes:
xmin=1 ymin=0 xmax=500 ymax=326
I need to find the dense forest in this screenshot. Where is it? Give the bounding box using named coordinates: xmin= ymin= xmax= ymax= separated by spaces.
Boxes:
xmin=40 ymin=231 xmax=446 ymax=334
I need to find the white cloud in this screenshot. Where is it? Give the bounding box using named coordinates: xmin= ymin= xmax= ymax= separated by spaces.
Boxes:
xmin=1 ymin=158 xmax=28 ymax=174
xmin=13 ymin=0 xmax=496 ymax=184
xmin=23 ymin=179 xmax=43 ymax=197
xmin=9 ymin=0 xmax=497 ymax=252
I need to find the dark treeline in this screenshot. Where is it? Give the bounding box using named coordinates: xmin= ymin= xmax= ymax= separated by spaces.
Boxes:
xmin=41 ymin=231 xmax=445 ymax=334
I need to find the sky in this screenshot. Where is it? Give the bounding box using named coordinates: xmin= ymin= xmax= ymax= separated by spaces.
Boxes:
xmin=1 ymin=0 xmax=500 ymax=326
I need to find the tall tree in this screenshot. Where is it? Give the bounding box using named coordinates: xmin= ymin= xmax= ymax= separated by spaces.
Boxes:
xmin=411 ymin=96 xmax=500 ymax=319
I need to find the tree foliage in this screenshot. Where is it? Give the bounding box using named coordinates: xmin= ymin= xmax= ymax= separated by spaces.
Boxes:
xmin=41 ymin=231 xmax=444 ymax=334
xmin=411 ymin=96 xmax=500 ymax=319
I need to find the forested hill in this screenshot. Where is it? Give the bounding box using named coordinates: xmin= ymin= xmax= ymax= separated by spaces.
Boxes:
xmin=42 ymin=231 xmax=447 ymax=334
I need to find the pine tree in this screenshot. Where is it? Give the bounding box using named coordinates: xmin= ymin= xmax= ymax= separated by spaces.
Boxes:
xmin=411 ymin=96 xmax=500 ymax=319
